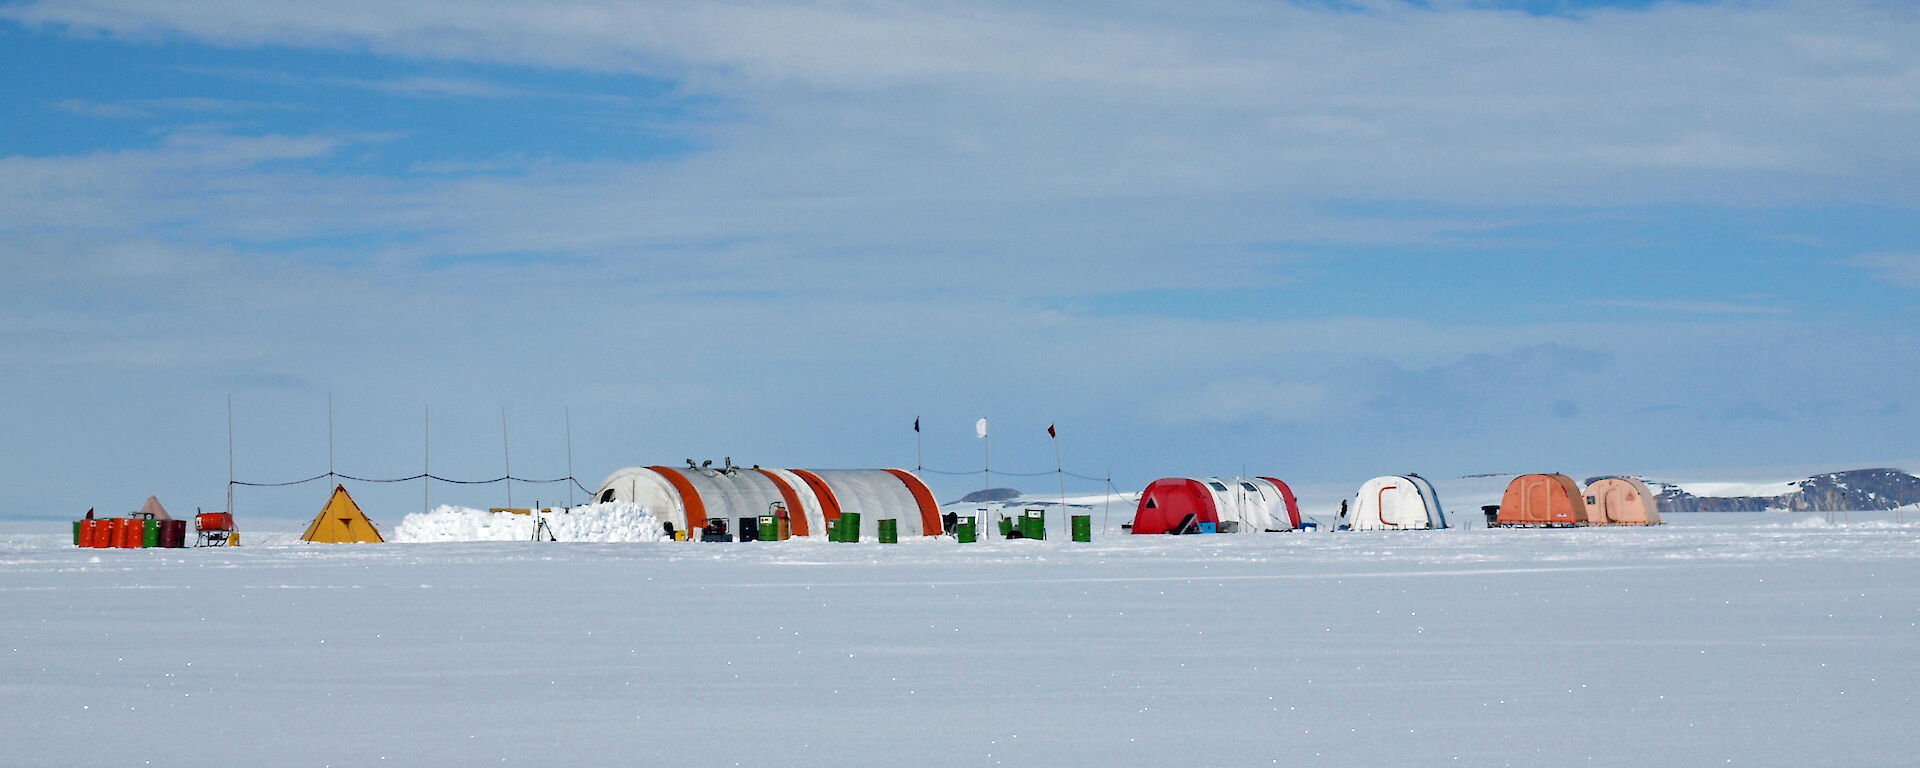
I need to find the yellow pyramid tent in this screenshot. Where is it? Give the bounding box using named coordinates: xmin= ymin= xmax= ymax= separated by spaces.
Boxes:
xmin=301 ymin=485 xmax=385 ymax=543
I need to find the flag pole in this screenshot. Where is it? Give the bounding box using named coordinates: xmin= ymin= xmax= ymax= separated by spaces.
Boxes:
xmin=1104 ymin=472 xmax=1114 ymax=533
xmin=1051 ymin=424 xmax=1066 ymax=537
xmin=914 ymin=416 xmax=922 ymax=471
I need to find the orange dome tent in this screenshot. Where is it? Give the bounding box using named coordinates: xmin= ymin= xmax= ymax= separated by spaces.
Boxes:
xmin=1495 ymin=474 xmax=1590 ymax=527
xmin=1583 ymin=477 xmax=1662 ymax=525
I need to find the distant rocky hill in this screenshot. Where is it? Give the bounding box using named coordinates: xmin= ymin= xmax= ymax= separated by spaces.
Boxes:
xmin=1585 ymin=468 xmax=1920 ymax=513
xmin=955 ymin=487 xmax=1023 ymax=504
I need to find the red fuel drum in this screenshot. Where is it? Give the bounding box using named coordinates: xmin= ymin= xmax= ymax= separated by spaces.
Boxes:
xmin=160 ymin=519 xmax=187 ymax=548
xmin=90 ymin=520 xmax=115 ymax=548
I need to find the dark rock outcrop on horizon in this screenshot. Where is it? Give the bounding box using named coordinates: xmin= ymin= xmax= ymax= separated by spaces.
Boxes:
xmin=955 ymin=487 xmax=1023 ymax=504
xmin=1591 ymin=468 xmax=1920 ymax=513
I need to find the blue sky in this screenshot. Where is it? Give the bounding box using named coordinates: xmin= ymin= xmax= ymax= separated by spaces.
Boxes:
xmin=3 ymin=0 xmax=1917 ymax=520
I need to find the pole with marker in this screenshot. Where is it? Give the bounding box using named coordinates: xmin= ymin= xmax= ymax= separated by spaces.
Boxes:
xmin=423 ymin=405 xmax=430 ymax=516
xmin=977 ymin=417 xmax=990 ymax=539
xmin=1103 ymin=472 xmax=1114 ymax=533
xmin=1050 ymin=423 xmax=1066 ymax=539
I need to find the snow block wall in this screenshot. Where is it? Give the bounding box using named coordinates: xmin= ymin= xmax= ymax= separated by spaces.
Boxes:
xmin=393 ymin=502 xmax=667 ymax=543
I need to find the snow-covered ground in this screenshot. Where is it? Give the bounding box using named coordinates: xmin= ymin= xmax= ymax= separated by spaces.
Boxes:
xmin=3 ymin=513 xmax=1918 ymax=767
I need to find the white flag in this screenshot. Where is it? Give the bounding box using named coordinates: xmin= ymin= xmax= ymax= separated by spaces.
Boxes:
xmin=975 ymin=418 xmax=988 ymax=438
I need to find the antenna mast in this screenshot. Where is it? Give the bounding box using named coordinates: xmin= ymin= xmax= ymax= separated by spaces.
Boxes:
xmin=502 ymin=407 xmax=513 ymax=509
xmin=565 ymin=407 xmax=575 ymax=507
xmin=423 ymin=405 xmax=431 ymax=515
xmin=226 ymin=395 xmax=235 ymax=514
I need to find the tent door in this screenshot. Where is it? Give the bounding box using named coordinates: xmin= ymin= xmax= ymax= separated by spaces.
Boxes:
xmin=1377 ymin=484 xmax=1400 ymax=528
xmin=1524 ymin=477 xmax=1552 ymax=523
xmin=1600 ymin=486 xmax=1631 ymax=524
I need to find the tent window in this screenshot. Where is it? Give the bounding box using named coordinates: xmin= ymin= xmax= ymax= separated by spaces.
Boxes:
xmin=1144 ymin=497 xmax=1157 ymax=508
xmin=1207 ymin=482 xmax=1228 ymax=492
xmin=1240 ymin=482 xmax=1259 ymax=493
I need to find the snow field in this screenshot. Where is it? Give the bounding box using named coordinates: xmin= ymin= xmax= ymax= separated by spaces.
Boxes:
xmin=1 ymin=513 xmax=1917 ymax=767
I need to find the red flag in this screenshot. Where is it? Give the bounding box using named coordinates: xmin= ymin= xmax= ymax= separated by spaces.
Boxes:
xmin=1047 ymin=424 xmax=1056 ymax=438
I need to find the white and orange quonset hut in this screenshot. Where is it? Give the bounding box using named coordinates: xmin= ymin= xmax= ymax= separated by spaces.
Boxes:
xmin=592 ymin=466 xmax=941 ymax=540
xmin=1583 ymin=477 xmax=1662 ymax=525
xmin=1348 ymin=475 xmax=1449 ymax=530
xmin=1496 ymin=473 xmax=1590 ymax=526
xmin=1130 ymin=476 xmax=1302 ymax=534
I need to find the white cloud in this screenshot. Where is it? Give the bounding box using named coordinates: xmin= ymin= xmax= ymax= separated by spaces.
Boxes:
xmin=7 ymin=0 xmax=1919 ymax=210
xmin=1849 ymin=252 xmax=1920 ymax=288
xmin=55 ymin=96 xmax=300 ymax=118
xmin=1596 ymin=299 xmax=1792 ymax=316
xmin=5 ymin=3 xmax=1915 ymax=297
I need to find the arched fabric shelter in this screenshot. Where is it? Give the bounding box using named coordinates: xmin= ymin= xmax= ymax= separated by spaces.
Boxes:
xmin=1583 ymin=477 xmax=1662 ymax=525
xmin=1405 ymin=474 xmax=1449 ymax=530
xmin=592 ymin=466 xmax=941 ymax=539
xmin=1496 ymin=474 xmax=1590 ymax=526
xmin=1259 ymin=477 xmax=1305 ymax=530
xmin=1349 ymin=475 xmax=1448 ymax=530
xmin=1130 ymin=476 xmax=1301 ymax=534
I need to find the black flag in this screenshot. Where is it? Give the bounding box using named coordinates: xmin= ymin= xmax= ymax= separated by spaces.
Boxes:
xmin=913 ymin=417 xmax=920 ymax=433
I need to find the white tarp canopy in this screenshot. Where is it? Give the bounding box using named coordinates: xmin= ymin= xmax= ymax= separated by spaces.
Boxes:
xmin=1200 ymin=477 xmax=1294 ymax=533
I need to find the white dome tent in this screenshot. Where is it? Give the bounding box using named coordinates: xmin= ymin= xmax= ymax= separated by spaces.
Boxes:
xmin=1348 ymin=475 xmax=1449 ymax=530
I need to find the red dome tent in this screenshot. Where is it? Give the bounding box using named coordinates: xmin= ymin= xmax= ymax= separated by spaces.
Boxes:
xmin=1130 ymin=476 xmax=1301 ymax=534
xmin=1131 ymin=478 xmax=1218 ymax=534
